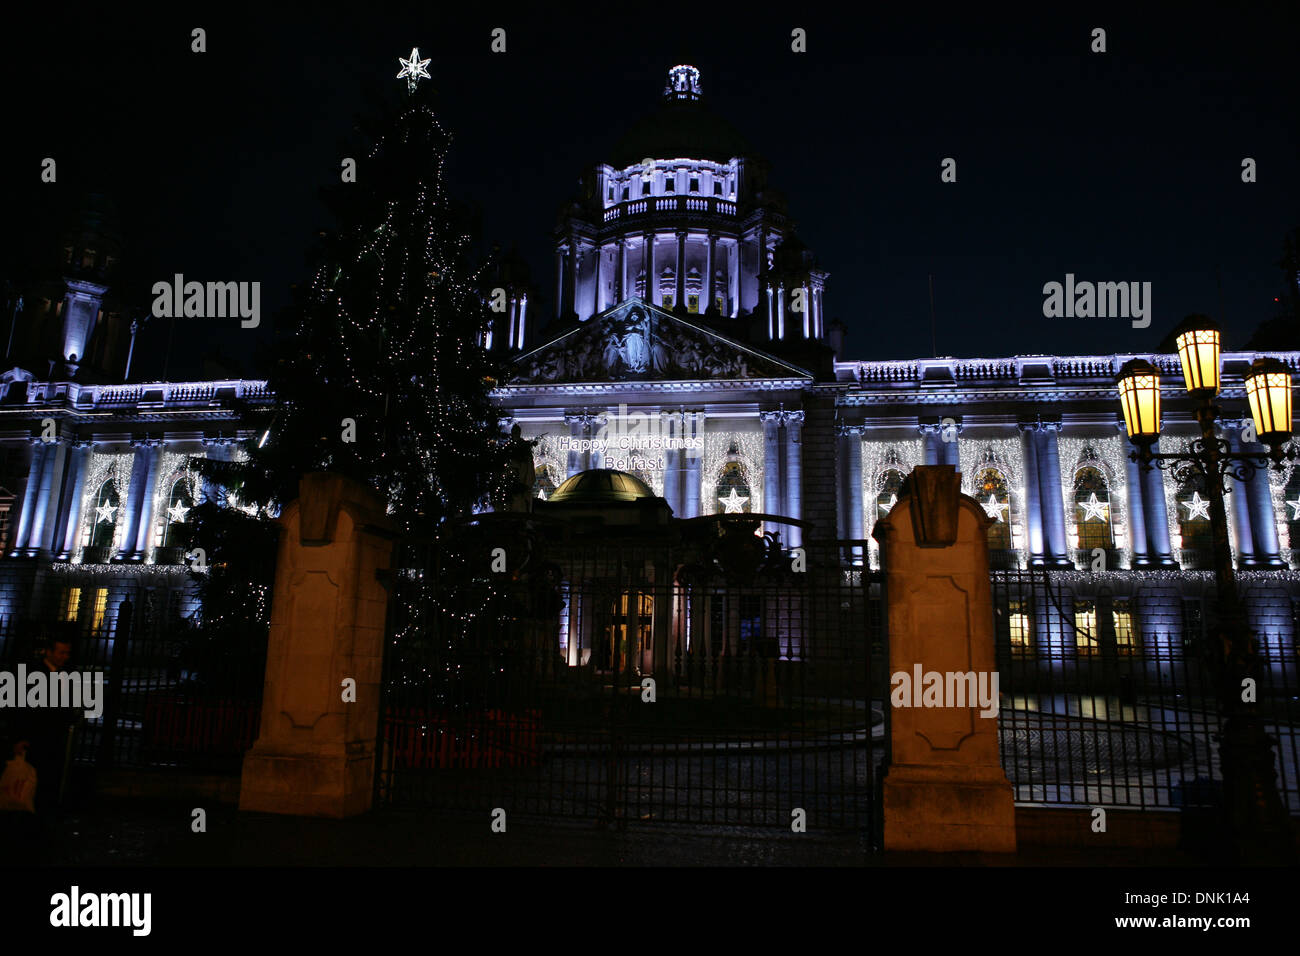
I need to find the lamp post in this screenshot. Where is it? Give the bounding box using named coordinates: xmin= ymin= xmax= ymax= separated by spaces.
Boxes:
xmin=1116 ymin=315 xmax=1296 ymax=863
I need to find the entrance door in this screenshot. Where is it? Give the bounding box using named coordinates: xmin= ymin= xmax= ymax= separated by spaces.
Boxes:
xmin=604 ymin=589 xmax=653 ymax=675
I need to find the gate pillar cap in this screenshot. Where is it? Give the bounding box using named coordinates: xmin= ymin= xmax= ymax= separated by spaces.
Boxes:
xmin=873 ymin=465 xmax=990 ymax=549
xmin=297 ymin=472 xmax=394 ymax=546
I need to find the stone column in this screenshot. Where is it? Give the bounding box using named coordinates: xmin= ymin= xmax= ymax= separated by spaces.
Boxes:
xmin=1244 ymin=437 xmax=1283 ymax=566
xmin=8 ymin=440 xmax=39 ymax=555
xmin=131 ymin=439 xmax=165 ymax=559
xmin=761 ymin=410 xmax=782 ymax=534
xmin=674 ymin=229 xmax=687 ymax=308
xmin=54 ymin=442 xmax=92 ymax=559
xmin=776 ymin=283 xmax=785 ymax=338
xmin=683 ymin=411 xmax=702 ymax=518
xmin=615 ymin=238 xmax=626 ymax=302
xmin=240 ymin=472 xmax=397 ymax=817
xmin=587 ymin=413 xmax=607 ymax=471
xmin=1224 ymin=424 xmax=1257 ymax=566
xmin=873 ymin=465 xmax=1016 ymax=852
xmin=26 ymin=437 xmax=66 ymax=555
xmin=564 ymin=415 xmax=586 ymax=479
xmin=661 ymin=410 xmax=681 ymax=516
xmin=705 ymin=233 xmax=716 ymax=312
xmin=554 ymin=245 xmax=565 ymax=317
xmin=1120 ymin=427 xmax=1149 ymax=565
xmin=919 ymin=423 xmax=941 ymax=467
xmin=116 ymin=442 xmax=152 ymax=560
xmin=1141 ymin=438 xmax=1176 ymax=565
xmin=729 ymin=239 xmax=740 ymax=316
xmin=837 ymin=424 xmax=865 ymax=564
xmin=595 ymin=246 xmax=607 ymax=314
xmin=1038 ymin=422 xmax=1071 ymax=567
xmin=1019 ymin=424 xmax=1045 ymax=564
xmin=647 ymin=233 xmax=658 ymax=305
xmin=765 ymin=284 xmax=774 ymax=338
xmin=567 ymin=241 xmax=581 ymax=318
xmin=783 ymin=410 xmax=804 ymax=548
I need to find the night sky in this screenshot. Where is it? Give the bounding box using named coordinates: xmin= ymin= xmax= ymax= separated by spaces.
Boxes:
xmin=1 ymin=9 xmax=1295 ymax=382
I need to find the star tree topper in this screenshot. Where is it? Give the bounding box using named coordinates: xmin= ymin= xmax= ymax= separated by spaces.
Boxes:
xmin=397 ymin=47 xmax=432 ymax=92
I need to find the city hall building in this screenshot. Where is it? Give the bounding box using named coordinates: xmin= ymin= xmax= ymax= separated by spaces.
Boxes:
xmin=0 ymin=65 xmax=1296 ymax=672
xmin=490 ymin=65 xmax=1300 ymax=664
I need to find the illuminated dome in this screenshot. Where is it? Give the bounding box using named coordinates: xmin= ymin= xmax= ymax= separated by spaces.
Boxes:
xmin=547 ymin=469 xmax=656 ymax=504
xmin=610 ymin=65 xmax=752 ymax=167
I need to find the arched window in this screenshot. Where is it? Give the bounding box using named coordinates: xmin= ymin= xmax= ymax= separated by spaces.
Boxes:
xmin=715 ymin=461 xmax=752 ymax=514
xmin=1176 ymin=478 xmax=1213 ymax=558
xmin=1074 ymin=466 xmax=1113 ymax=550
xmin=976 ymin=468 xmax=1012 ymax=550
xmin=876 ymin=468 xmax=904 ymax=520
xmin=161 ymin=477 xmax=193 ymax=547
xmin=89 ymin=480 xmax=119 ymax=549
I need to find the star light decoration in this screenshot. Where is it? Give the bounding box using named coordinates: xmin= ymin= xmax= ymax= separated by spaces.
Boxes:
xmin=1078 ymin=493 xmax=1109 ymax=522
xmin=95 ymin=502 xmax=117 ymax=525
xmin=166 ymin=502 xmax=190 ymax=525
xmin=878 ymin=494 xmax=897 ymax=515
xmin=982 ymin=494 xmax=1008 ymax=522
xmin=718 ymin=488 xmax=749 ymax=513
xmin=397 ymin=47 xmax=432 ymax=92
xmin=1286 ymin=497 xmax=1300 ymax=521
xmin=1182 ymin=491 xmax=1212 ymax=522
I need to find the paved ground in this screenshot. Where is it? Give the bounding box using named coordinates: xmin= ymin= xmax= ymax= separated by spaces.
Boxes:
xmin=1 ymin=795 xmax=1212 ymax=867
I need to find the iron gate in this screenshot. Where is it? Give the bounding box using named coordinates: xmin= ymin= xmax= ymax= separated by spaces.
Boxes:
xmin=375 ymin=518 xmax=885 ymax=841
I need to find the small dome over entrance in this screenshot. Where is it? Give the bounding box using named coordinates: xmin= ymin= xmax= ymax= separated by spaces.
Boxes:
xmin=548 ymin=469 xmax=655 ymax=504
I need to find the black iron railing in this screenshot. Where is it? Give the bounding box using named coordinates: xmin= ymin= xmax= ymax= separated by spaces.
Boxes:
xmin=989 ymin=569 xmax=1300 ymax=816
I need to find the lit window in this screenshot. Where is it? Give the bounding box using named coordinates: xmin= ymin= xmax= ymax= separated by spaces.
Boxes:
xmin=1008 ymin=599 xmax=1032 ymax=657
xmin=662 ymin=295 xmax=674 ymax=310
xmin=1113 ymin=599 xmax=1136 ymax=655
xmin=687 ymin=294 xmax=699 ymax=313
xmin=90 ymin=588 xmax=108 ymax=632
xmin=1075 ymin=601 xmax=1099 ymax=656
xmin=64 ymin=587 xmax=81 ymax=622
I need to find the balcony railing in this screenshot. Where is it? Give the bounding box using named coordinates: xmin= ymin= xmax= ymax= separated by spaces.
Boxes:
xmin=152 ymin=546 xmax=187 ymax=566
xmin=602 ymin=196 xmax=738 ymax=223
xmin=79 ymin=545 xmax=114 ymax=564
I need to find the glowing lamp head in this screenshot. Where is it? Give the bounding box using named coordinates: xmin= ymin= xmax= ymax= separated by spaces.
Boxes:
xmin=1244 ymin=357 xmax=1293 ymax=444
xmin=1172 ymin=314 xmax=1221 ymax=396
xmin=1117 ymin=358 xmax=1162 ymax=441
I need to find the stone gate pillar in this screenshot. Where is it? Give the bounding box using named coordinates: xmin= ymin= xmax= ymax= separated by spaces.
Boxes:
xmin=239 ymin=472 xmax=397 ymax=817
xmin=873 ymin=465 xmax=1016 ymax=853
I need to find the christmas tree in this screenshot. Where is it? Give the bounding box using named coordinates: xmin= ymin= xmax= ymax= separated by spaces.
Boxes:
xmin=185 ymin=51 xmax=510 ymax=638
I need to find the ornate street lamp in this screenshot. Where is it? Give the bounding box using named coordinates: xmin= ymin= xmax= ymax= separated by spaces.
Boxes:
xmin=1116 ymin=319 xmax=1297 ymax=863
